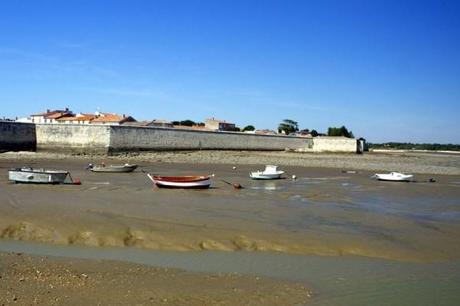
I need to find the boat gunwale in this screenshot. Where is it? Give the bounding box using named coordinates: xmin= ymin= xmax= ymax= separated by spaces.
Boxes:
xmin=154 ymin=180 xmax=212 ymax=189
xmin=9 ymin=168 xmax=69 ymax=175
xmin=153 ymin=175 xmax=210 ymax=183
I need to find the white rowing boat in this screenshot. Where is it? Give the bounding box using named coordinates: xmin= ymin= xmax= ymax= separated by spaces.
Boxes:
xmin=9 ymin=167 xmax=81 ymax=184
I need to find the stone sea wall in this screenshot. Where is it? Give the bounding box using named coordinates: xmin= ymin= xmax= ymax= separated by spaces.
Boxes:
xmin=0 ymin=121 xmax=36 ymax=152
xmin=36 ymin=124 xmax=110 ymax=154
xmin=293 ymin=136 xmax=358 ymax=153
xmin=312 ymin=136 xmax=358 ymax=153
xmin=1 ymin=122 xmax=358 ymax=153
xmin=109 ymin=125 xmax=312 ymax=152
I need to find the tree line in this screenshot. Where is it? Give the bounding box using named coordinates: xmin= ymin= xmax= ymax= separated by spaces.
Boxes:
xmin=172 ymin=118 xmax=355 ymax=138
xmin=277 ymin=119 xmax=354 ymax=138
xmin=368 ymin=142 xmax=460 ymax=151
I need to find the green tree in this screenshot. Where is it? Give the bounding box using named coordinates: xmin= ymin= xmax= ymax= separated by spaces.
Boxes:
xmin=172 ymin=120 xmax=196 ymax=126
xmin=278 ymin=119 xmax=299 ymax=135
xmin=242 ymin=125 xmax=255 ymax=132
xmin=180 ymin=120 xmax=196 ymax=126
xmin=311 ymin=129 xmax=319 ymax=137
xmin=327 ymin=125 xmax=354 ymax=138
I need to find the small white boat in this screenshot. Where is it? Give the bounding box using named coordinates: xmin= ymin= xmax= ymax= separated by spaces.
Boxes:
xmin=88 ymin=163 xmax=137 ymax=173
xmin=250 ymin=165 xmax=285 ymax=180
xmin=147 ymin=174 xmax=212 ymax=189
xmin=9 ymin=167 xmax=80 ymax=184
xmin=373 ymin=172 xmax=414 ymax=182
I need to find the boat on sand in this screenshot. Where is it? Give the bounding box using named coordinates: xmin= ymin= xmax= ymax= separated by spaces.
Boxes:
xmin=9 ymin=167 xmax=81 ymax=184
xmin=88 ymin=163 xmax=137 ymax=173
xmin=373 ymin=172 xmax=414 ymax=182
xmin=147 ymin=174 xmax=212 ymax=189
xmin=250 ymin=165 xmax=284 ymax=180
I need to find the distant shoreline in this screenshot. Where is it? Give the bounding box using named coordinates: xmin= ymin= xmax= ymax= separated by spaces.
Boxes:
xmin=370 ymin=149 xmax=460 ymax=154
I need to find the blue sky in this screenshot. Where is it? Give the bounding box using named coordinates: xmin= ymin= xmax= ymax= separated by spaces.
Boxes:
xmin=0 ymin=0 xmax=459 ymax=143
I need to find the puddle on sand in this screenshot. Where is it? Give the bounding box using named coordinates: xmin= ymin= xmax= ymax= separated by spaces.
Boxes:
xmin=0 ymin=240 xmax=459 ymax=306
xmin=249 ymin=185 xmax=285 ymax=191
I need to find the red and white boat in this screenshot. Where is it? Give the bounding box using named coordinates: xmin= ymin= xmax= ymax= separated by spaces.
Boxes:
xmin=147 ymin=173 xmax=212 ymax=189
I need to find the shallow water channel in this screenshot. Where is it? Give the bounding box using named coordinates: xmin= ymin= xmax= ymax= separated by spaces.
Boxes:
xmin=1 ymin=240 xmax=459 ymax=306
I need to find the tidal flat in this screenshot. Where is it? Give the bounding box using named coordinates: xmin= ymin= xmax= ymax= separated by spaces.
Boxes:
xmin=0 ymin=151 xmax=459 ymax=305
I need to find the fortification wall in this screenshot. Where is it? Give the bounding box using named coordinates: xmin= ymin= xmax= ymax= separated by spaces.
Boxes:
xmin=109 ymin=126 xmax=312 ymax=152
xmin=35 ymin=124 xmax=110 ymax=154
xmin=0 ymin=121 xmax=36 ymax=152
xmin=2 ymin=123 xmax=358 ymax=154
xmin=311 ymin=136 xmax=357 ymax=153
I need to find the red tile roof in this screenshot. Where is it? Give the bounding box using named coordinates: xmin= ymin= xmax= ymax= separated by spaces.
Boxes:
xmin=91 ymin=113 xmax=136 ymax=124
xmin=91 ymin=113 xmax=124 ymax=123
xmin=56 ymin=114 xmax=95 ymax=122
xmin=31 ymin=109 xmax=71 ymax=117
xmin=46 ymin=112 xmax=72 ymax=119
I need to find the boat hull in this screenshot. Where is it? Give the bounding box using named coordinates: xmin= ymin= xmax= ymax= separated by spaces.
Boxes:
xmin=154 ymin=180 xmax=212 ymax=189
xmin=9 ymin=168 xmax=69 ymax=184
xmin=249 ymin=173 xmax=283 ymax=180
xmin=374 ymin=173 xmax=414 ymax=182
xmin=149 ymin=175 xmax=212 ymax=189
xmin=376 ymin=177 xmax=412 ymax=182
xmin=90 ymin=165 xmax=137 ymax=173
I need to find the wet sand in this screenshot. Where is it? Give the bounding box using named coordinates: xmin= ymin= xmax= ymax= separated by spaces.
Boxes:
xmin=1 ymin=153 xmax=460 ymax=262
xmin=1 ymin=151 xmax=459 ymax=304
xmin=2 ymin=149 xmax=460 ymax=175
xmin=0 ymin=252 xmax=310 ymax=305
xmin=2 ymin=240 xmax=460 ymax=306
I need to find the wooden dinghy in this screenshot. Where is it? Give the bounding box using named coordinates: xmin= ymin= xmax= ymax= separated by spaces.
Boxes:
xmin=9 ymin=167 xmax=81 ymax=184
xmin=147 ymin=174 xmax=212 ymax=189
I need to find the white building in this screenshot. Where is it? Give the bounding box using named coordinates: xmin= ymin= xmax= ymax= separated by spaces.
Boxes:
xmin=30 ymin=108 xmax=73 ymax=124
xmin=205 ymin=118 xmax=236 ymax=131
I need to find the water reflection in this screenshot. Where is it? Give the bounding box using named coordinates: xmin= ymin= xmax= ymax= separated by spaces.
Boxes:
xmin=249 ymin=181 xmax=285 ymax=191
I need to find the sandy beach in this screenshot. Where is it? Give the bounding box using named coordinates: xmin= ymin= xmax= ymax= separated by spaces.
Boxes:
xmin=2 ymin=149 xmax=460 ymax=175
xmin=1 ymin=150 xmax=459 ymax=304
xmin=0 ymin=252 xmax=310 ymax=305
